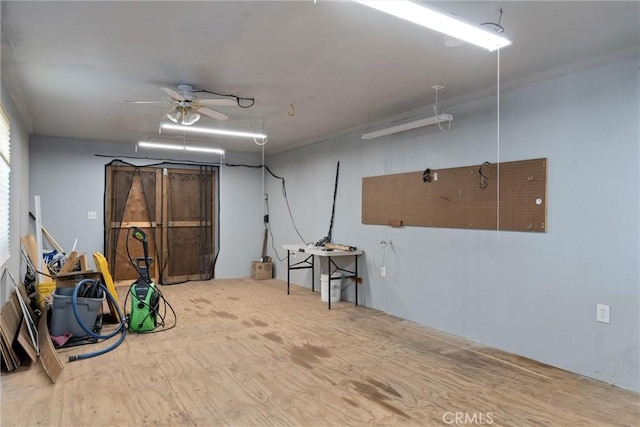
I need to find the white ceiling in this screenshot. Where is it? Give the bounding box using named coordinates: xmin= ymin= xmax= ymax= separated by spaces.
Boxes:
xmin=2 ymin=1 xmax=638 ymax=154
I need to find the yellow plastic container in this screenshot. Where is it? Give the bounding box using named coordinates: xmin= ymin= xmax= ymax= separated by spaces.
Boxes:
xmin=37 ymin=281 xmax=56 ymax=309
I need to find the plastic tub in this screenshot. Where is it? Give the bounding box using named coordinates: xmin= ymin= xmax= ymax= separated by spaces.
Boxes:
xmin=50 ymin=287 xmax=104 ymax=337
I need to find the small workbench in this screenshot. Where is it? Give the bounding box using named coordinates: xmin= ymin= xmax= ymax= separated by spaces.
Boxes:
xmin=283 ymin=244 xmax=364 ymax=310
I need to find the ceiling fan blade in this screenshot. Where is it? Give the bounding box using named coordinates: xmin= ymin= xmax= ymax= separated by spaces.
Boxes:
xmin=197 ymin=106 xmax=229 ymax=121
xmin=198 ymin=98 xmax=236 ymax=107
xmin=160 ymin=87 xmax=185 ymax=101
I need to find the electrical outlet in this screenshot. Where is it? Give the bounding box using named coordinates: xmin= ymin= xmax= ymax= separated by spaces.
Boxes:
xmin=596 ymin=304 xmax=610 ymax=324
xmin=381 ymin=266 xmax=386 ymax=277
xmin=87 ymin=211 xmax=97 ymax=220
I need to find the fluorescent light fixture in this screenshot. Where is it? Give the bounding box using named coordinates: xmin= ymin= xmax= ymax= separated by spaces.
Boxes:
xmin=356 ymin=1 xmax=512 ymax=51
xmin=361 ymin=113 xmax=453 ymax=140
xmin=161 ymin=123 xmax=267 ymax=139
xmin=138 ymin=141 xmax=225 ymax=156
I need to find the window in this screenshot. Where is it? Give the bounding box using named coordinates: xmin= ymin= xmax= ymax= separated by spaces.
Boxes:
xmin=0 ymin=106 xmax=10 ymax=266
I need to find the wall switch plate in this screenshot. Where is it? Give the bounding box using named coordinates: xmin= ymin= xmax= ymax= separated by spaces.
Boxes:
xmin=596 ymin=304 xmax=610 ymax=324
xmin=381 ymin=266 xmax=386 ymax=277
xmin=87 ymin=211 xmax=97 ymax=220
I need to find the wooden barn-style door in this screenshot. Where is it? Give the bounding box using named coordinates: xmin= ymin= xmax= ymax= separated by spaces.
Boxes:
xmin=105 ymin=163 xmax=217 ymax=284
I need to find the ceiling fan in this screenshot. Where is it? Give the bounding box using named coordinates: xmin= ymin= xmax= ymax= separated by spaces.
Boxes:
xmin=126 ymin=84 xmax=238 ymax=125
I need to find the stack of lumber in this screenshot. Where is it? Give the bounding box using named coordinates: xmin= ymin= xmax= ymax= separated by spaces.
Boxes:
xmin=1 ymin=270 xmax=63 ymax=382
xmin=0 ymin=287 xmax=38 ymax=372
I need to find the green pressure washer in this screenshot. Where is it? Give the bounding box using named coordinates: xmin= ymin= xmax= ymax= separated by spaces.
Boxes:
xmin=128 ymin=227 xmax=160 ymax=332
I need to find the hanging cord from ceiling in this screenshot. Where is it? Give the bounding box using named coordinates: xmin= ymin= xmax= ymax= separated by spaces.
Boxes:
xmin=194 ymin=89 xmax=255 ymax=109
xmin=273 ymin=171 xmax=307 ymax=247
xmin=431 ymin=84 xmax=452 ymax=133
xmin=253 ymin=120 xmax=268 ymax=146
xmin=481 ymin=8 xmax=505 ymax=34
xmin=217 ymin=159 xmax=307 ymax=250
xmin=262 ymin=143 xmax=266 ymax=225
xmin=496 ymin=46 xmax=501 ymax=235
xmin=261 ymin=161 xmax=307 ymax=261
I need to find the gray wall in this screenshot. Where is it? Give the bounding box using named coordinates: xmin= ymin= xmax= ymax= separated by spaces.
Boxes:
xmin=1 ymin=80 xmax=30 ymax=303
xmin=28 ymin=138 xmax=263 ymax=279
xmin=265 ymin=57 xmax=640 ymax=392
xmin=17 ymin=57 xmax=640 ymax=393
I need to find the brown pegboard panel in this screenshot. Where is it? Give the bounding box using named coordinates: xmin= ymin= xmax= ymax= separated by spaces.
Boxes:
xmin=362 ymin=158 xmax=547 ymax=232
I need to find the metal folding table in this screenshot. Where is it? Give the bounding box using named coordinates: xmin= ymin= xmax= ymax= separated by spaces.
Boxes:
xmin=283 ymin=244 xmax=364 ymax=310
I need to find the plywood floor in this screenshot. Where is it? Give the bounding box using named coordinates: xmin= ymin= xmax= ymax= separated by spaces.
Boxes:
xmin=1 ymin=278 xmax=638 ymax=426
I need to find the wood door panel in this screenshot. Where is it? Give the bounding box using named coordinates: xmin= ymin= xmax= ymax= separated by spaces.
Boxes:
xmin=163 ymin=168 xmax=216 ymax=283
xmin=106 ymin=168 xmax=161 ymax=281
xmin=166 ymin=227 xmax=214 ymax=279
xmin=105 ymin=163 xmax=216 ymax=285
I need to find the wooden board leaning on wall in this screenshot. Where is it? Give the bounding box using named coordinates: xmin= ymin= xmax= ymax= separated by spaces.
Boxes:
xmin=362 ymin=158 xmax=547 ymax=232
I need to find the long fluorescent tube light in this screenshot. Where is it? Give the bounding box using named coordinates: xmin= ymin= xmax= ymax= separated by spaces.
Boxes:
xmin=138 ymin=141 xmax=225 ymax=155
xmin=361 ymin=114 xmax=453 ymax=140
xmin=161 ymin=123 xmax=267 ymax=139
xmin=356 ymin=1 xmax=512 ymax=51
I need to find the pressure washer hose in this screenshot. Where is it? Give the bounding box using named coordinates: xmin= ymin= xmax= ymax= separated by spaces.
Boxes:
xmin=68 ymin=279 xmax=126 ymax=362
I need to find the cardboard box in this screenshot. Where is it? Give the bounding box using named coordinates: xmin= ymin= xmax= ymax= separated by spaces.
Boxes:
xmin=251 ymin=261 xmax=272 ymax=280
xmin=55 ymin=271 xmax=103 ymax=288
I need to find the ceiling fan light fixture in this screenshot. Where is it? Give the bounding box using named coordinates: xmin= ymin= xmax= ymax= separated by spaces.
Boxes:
xmin=166 ymin=106 xmax=200 ymax=125
xmin=356 ymin=1 xmax=512 ymax=51
xmin=182 ymin=109 xmax=200 ymax=125
xmin=166 ymin=107 xmax=181 ymax=124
